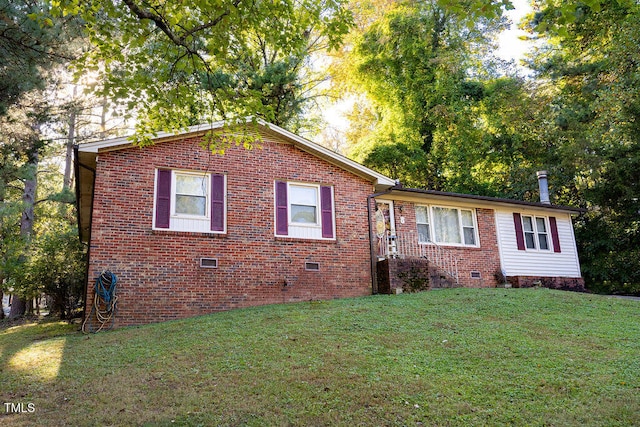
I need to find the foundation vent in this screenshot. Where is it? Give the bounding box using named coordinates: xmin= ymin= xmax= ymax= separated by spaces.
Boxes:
xmin=305 ymin=262 xmax=320 ymax=271
xmin=200 ymin=258 xmax=218 ymax=268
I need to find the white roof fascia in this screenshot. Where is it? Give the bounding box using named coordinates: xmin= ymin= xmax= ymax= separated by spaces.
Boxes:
xmin=76 ymin=121 xmax=227 ymax=153
xmin=76 ymin=118 xmax=396 ymax=187
xmin=386 ymin=189 xmax=582 ymax=215
xmin=256 ymin=119 xmax=396 ymax=187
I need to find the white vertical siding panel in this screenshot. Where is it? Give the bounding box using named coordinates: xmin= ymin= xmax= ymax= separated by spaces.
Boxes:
xmin=496 ymin=210 xmax=581 ymax=277
xmin=170 ymin=217 xmax=211 ymax=233
xmin=288 ymin=225 xmax=322 ymax=239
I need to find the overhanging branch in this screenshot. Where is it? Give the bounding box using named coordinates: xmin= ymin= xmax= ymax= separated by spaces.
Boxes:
xmin=120 ymin=0 xmax=243 ymax=72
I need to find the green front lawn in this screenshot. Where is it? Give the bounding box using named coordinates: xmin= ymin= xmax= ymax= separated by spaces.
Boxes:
xmin=1 ymin=288 xmax=638 ymax=426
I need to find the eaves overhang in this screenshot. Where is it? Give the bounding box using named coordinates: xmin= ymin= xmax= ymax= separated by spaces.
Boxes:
xmin=383 ymin=187 xmax=585 ymax=215
xmin=75 ymin=118 xmax=396 ymax=189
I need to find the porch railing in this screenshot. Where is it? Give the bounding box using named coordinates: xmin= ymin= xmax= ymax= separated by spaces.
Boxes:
xmin=378 ymin=230 xmax=459 ymax=285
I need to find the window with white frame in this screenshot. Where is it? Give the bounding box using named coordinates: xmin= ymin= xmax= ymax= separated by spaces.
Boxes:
xmin=275 ymin=181 xmax=335 ymax=240
xmin=174 ymin=172 xmax=208 ymax=217
xmin=289 ymin=184 xmax=319 ymax=225
xmin=416 ymin=206 xmax=431 ymax=243
xmin=416 ymin=205 xmax=478 ymax=246
xmin=460 ymin=209 xmax=476 ymax=246
xmin=154 ymin=169 xmax=226 ymax=233
xmin=521 ymin=215 xmax=550 ymax=250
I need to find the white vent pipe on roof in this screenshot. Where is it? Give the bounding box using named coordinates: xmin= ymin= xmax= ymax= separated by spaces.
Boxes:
xmin=537 ymin=170 xmax=550 ymax=204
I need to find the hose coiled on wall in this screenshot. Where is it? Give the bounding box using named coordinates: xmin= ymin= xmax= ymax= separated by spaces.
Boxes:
xmin=82 ymin=271 xmax=118 ymax=333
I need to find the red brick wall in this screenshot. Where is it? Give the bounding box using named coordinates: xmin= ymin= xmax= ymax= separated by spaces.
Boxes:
xmin=507 ymin=276 xmax=586 ymax=292
xmin=84 ymin=130 xmax=374 ymax=327
xmin=380 ymin=258 xmax=436 ymax=293
xmin=384 ymin=201 xmax=502 ymax=288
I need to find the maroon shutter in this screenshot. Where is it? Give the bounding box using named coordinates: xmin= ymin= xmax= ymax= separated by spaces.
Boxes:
xmin=513 ymin=213 xmax=525 ymax=250
xmin=549 ymin=216 xmax=561 ymax=253
xmin=211 ymin=174 xmax=225 ymax=232
xmin=275 ymin=181 xmax=288 ymax=236
xmin=320 ymin=186 xmax=334 ymax=239
xmin=155 ymin=169 xmax=171 ymax=228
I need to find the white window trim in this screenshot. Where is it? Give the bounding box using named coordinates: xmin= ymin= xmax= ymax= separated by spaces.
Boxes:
xmin=274 ymin=181 xmax=336 ymax=241
xmin=415 ymin=205 xmax=431 ymax=244
xmin=153 ymin=169 xmax=227 ymax=234
xmin=416 ymin=204 xmax=480 ymax=248
xmin=171 ymin=170 xmax=211 ymax=220
xmin=288 ymin=182 xmax=321 ymax=229
xmin=521 ymin=215 xmax=551 ymax=252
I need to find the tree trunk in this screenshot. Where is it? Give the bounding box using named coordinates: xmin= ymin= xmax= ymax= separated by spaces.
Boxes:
xmin=100 ymin=94 xmax=108 ymax=139
xmin=0 ymin=185 xmax=5 ymax=320
xmin=63 ymin=86 xmax=77 ymax=190
xmin=10 ymin=132 xmax=39 ymax=319
xmin=20 ymin=147 xmax=37 ymax=238
xmin=9 ymin=295 xmax=26 ymax=319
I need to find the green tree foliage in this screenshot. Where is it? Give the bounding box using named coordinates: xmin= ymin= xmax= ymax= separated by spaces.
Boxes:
xmin=0 ymin=0 xmax=73 ymax=115
xmin=10 ymin=215 xmax=86 ymax=319
xmin=51 ymin=0 xmax=354 ymax=143
xmin=336 ymin=0 xmax=509 ymax=189
xmin=1 ymin=2 xmax=131 ymax=319
xmin=336 ymin=0 xmax=639 ymax=294
xmin=1 ymin=103 xmax=47 ymax=317
xmin=465 ymin=76 xmax=571 ymax=200
xmin=1 ymin=104 xmax=87 ymax=318
xmin=528 ymin=0 xmax=640 ymax=293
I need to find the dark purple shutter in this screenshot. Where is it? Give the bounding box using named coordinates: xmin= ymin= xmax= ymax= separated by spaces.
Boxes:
xmin=155 ymin=169 xmax=171 ymax=228
xmin=275 ymin=181 xmax=288 ymax=236
xmin=513 ymin=213 xmax=525 ymax=250
xmin=211 ymin=174 xmax=225 ymax=232
xmin=320 ymin=186 xmax=334 ymax=238
xmin=549 ymin=216 xmax=561 ymax=253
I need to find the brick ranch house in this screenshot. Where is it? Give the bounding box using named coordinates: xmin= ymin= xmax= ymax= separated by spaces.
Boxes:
xmin=75 ymin=120 xmax=584 ymax=327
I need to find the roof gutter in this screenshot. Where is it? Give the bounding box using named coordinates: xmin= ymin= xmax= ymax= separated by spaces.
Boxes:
xmin=385 ymin=186 xmax=586 ymax=214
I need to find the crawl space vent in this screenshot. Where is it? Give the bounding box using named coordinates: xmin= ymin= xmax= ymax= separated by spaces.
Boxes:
xmin=305 ymin=262 xmax=320 ymax=271
xmin=200 ymin=258 xmax=218 ymax=268
xmin=470 ymin=271 xmax=481 ymax=279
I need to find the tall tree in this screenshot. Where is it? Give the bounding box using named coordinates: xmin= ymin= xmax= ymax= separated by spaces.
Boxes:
xmin=1 ymin=104 xmax=47 ymax=318
xmin=527 ymin=0 xmax=640 ymax=293
xmin=51 ymin=0 xmax=354 ymax=144
xmin=0 ymin=0 xmax=72 ymax=115
xmin=333 ymin=0 xmax=510 ymax=189
xmin=7 ymin=133 xmax=38 ymax=318
xmin=1 ymin=92 xmax=89 ymax=319
xmin=0 ymin=0 xmax=79 ymax=317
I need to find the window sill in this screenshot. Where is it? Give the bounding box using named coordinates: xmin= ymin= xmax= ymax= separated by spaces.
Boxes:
xmin=171 ymin=214 xmax=210 ymax=220
xmin=275 ymin=236 xmax=337 ymax=244
xmin=150 ymin=229 xmax=227 ymax=238
xmin=290 ymin=223 xmax=322 ymax=228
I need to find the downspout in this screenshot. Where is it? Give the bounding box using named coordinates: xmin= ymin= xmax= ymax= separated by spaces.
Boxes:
xmin=367 ymin=188 xmax=395 ymax=294
xmin=74 ymin=145 xmax=96 ymax=323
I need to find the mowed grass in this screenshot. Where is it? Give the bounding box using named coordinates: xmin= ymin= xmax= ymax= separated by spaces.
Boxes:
xmin=1 ymin=289 xmax=639 ymax=426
